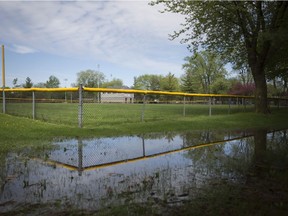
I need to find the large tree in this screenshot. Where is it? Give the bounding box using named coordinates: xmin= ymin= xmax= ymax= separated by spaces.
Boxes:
xmin=45 ymin=75 xmax=60 ymax=88
xmin=152 ymin=1 xmax=288 ymax=113
xmin=160 ymin=72 xmax=180 ymax=92
xmin=181 ymin=51 xmax=227 ymax=94
xmin=133 ymin=74 xmax=163 ymax=90
xmin=76 ymin=69 xmax=105 ymax=88
xmin=23 ymin=77 xmax=33 ymax=88
xmin=102 ymin=78 xmax=123 ymax=88
xmin=133 ymin=73 xmax=180 ymax=92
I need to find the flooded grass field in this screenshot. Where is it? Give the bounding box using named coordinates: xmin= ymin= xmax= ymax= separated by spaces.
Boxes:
xmin=1 ymin=129 xmax=288 ymax=215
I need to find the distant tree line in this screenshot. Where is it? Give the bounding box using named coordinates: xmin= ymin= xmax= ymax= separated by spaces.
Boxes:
xmin=12 ymin=75 xmax=61 ymax=89
xmin=10 ymin=49 xmax=287 ymax=100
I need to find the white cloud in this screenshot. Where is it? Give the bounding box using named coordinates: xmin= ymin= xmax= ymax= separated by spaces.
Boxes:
xmin=0 ymin=0 xmax=189 ymax=85
xmin=11 ymin=44 xmax=37 ymax=54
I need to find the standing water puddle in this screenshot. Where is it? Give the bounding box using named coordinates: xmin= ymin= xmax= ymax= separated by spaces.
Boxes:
xmin=0 ymin=129 xmax=288 ymax=214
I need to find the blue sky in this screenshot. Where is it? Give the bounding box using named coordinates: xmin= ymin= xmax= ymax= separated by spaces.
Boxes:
xmin=0 ymin=0 xmax=192 ymax=88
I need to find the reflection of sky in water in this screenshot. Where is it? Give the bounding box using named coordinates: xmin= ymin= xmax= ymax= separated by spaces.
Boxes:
xmin=144 ymin=135 xmax=184 ymax=155
xmin=223 ymin=140 xmax=243 ymax=155
xmin=49 ymin=135 xmax=185 ymax=168
xmin=1 ymin=148 xmax=193 ymax=211
xmin=51 ymin=137 xmax=144 ymax=167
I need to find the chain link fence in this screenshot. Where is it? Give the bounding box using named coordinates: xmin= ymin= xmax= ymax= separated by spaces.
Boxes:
xmin=2 ymin=88 xmax=79 ymax=125
xmin=81 ymin=87 xmax=259 ymax=128
xmin=1 ymin=87 xmax=288 ymax=128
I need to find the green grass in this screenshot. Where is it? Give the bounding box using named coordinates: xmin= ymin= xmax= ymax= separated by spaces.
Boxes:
xmin=5 ymin=102 xmax=255 ymax=127
xmin=1 ymin=105 xmax=288 ymax=150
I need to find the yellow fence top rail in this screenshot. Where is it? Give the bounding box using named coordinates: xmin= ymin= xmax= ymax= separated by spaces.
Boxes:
xmin=2 ymin=87 xmax=288 ymax=100
xmin=84 ymin=87 xmax=253 ymax=98
xmin=3 ymin=87 xmax=78 ymax=92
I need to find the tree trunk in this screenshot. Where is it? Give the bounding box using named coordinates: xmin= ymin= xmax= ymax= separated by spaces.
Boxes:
xmin=251 ymin=64 xmax=270 ymax=114
xmin=254 ymin=129 xmax=267 ymax=165
xmin=251 ymin=129 xmax=269 ymax=178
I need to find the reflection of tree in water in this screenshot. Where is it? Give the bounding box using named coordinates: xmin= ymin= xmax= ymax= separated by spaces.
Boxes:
xmin=170 ymin=129 xmax=288 ymax=216
xmin=183 ymin=129 xmax=288 ymax=183
xmin=0 ymin=153 xmax=7 ymax=193
xmin=139 ymin=130 xmax=245 ymax=147
xmin=181 ymin=130 xmax=251 ymax=147
xmin=182 ymin=130 xmax=215 ymax=147
xmin=267 ymin=130 xmax=288 ymax=168
xmin=138 ymin=131 xmax=178 ymax=143
xmin=249 ymin=129 xmax=288 ymax=179
xmin=188 ymin=141 xmax=251 ymax=179
xmin=253 ymin=129 xmax=267 ymax=167
xmin=183 ymin=131 xmax=254 ymax=183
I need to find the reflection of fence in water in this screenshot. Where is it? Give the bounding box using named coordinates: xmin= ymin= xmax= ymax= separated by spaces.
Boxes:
xmin=40 ymin=130 xmax=254 ymax=174
xmin=46 ymin=136 xmax=184 ymax=172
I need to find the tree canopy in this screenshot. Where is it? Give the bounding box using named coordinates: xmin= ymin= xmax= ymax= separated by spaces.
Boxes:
xmin=45 ymin=75 xmax=60 ymax=88
xmin=133 ymin=74 xmax=163 ymax=90
xmin=133 ymin=73 xmax=180 ymax=92
xmin=102 ymin=78 xmax=123 ymax=88
xmin=181 ymin=51 xmax=227 ymax=94
xmin=151 ymin=1 xmax=288 ymax=113
xmin=161 ymin=72 xmax=180 ymax=92
xmin=76 ymin=69 xmax=105 ymax=88
xmin=23 ymin=77 xmax=33 ymax=88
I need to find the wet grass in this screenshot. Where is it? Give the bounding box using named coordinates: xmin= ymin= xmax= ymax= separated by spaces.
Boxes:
xmin=3 ymin=169 xmax=288 ymax=216
xmin=1 ymin=107 xmax=288 ymax=147
xmin=172 ymin=177 xmax=288 ymax=216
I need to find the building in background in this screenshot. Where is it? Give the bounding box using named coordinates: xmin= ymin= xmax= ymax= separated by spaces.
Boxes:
xmin=100 ymin=92 xmax=134 ymax=103
xmin=100 ymin=86 xmax=134 ymax=103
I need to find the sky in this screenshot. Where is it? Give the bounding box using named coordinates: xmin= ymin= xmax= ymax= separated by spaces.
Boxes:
xmin=0 ymin=0 xmax=192 ymax=88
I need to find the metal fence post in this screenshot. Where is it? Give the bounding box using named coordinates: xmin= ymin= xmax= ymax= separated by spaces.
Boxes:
xmin=2 ymin=89 xmax=5 ymax=114
xmin=183 ymin=96 xmax=186 ymax=117
xmin=228 ymin=97 xmax=231 ymax=114
xmin=142 ymin=137 xmax=146 ymax=157
xmin=277 ymin=98 xmax=280 ymax=109
xmin=141 ymin=94 xmax=146 ymax=122
xmin=209 ymin=97 xmax=212 ymax=116
xmin=237 ymin=97 xmax=239 ymax=108
xmin=78 ymin=138 xmax=83 ymax=176
xmin=78 ymin=84 xmax=83 ymax=128
xmin=32 ymin=91 xmax=35 ymax=119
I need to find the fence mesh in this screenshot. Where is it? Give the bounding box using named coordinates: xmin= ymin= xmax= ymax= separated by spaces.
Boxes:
xmin=3 ymin=90 xmax=79 ymax=125
xmin=35 ymin=91 xmax=79 ymax=125
xmin=81 ymin=92 xmax=257 ymax=128
xmin=5 ymin=91 xmax=33 ymax=118
xmin=1 ymin=87 xmax=287 ymax=128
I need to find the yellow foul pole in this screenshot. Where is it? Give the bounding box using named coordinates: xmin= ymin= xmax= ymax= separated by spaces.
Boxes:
xmin=2 ymin=45 xmax=5 ymax=88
